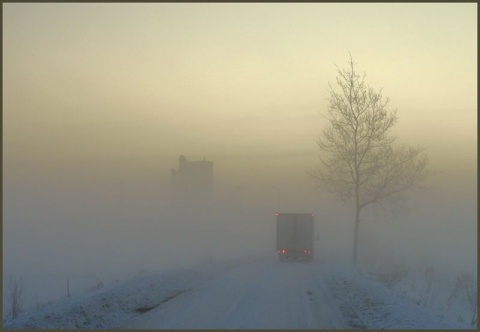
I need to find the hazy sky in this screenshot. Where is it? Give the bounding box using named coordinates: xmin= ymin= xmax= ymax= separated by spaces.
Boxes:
xmin=4 ymin=3 xmax=476 ymax=163
xmin=3 ymin=3 xmax=477 ymax=284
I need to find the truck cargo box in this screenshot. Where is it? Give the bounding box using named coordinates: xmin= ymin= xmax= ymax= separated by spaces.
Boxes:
xmin=276 ymin=213 xmax=314 ymax=261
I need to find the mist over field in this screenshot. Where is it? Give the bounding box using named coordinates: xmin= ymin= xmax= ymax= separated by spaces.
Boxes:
xmin=3 ymin=150 xmax=476 ymax=276
xmin=3 ymin=3 xmax=476 ymax=314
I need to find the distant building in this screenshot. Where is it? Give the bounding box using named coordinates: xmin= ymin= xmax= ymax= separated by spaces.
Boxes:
xmin=171 ymin=155 xmax=214 ymax=205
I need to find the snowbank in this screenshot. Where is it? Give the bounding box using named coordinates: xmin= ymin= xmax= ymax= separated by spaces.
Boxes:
xmin=3 ymin=263 xmax=227 ymax=329
xmin=323 ymin=264 xmax=471 ymax=329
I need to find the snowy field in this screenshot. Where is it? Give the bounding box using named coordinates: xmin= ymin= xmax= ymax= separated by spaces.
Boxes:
xmin=3 ymin=255 xmax=476 ymax=329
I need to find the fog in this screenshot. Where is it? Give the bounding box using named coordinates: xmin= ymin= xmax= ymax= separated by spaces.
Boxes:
xmin=3 ymin=150 xmax=476 ymax=278
xmin=3 ymin=3 xmax=476 ymax=310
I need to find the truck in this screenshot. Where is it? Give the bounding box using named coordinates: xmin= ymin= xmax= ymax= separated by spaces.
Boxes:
xmin=276 ymin=213 xmax=314 ymax=262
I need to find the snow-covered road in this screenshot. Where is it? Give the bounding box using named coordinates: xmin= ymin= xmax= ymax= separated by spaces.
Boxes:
xmin=4 ymin=255 xmax=468 ymax=329
xmin=120 ymin=259 xmax=349 ymax=329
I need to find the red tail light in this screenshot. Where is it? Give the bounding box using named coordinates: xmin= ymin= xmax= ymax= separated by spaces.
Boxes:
xmin=278 ymin=249 xmax=286 ymax=255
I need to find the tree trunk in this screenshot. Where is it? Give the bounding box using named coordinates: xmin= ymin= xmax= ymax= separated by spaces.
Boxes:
xmin=352 ymin=206 xmax=360 ymax=265
xmin=67 ymin=276 xmax=70 ymax=297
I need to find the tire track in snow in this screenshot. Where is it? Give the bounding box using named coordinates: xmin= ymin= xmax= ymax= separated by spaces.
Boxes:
xmin=303 ymin=263 xmax=352 ymax=329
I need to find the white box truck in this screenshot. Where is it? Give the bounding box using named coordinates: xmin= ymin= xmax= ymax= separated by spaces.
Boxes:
xmin=276 ymin=213 xmax=314 ymax=261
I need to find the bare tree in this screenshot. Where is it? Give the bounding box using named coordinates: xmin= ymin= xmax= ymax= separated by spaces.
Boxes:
xmin=309 ymin=55 xmax=430 ymax=265
xmin=7 ymin=276 xmax=25 ymax=319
